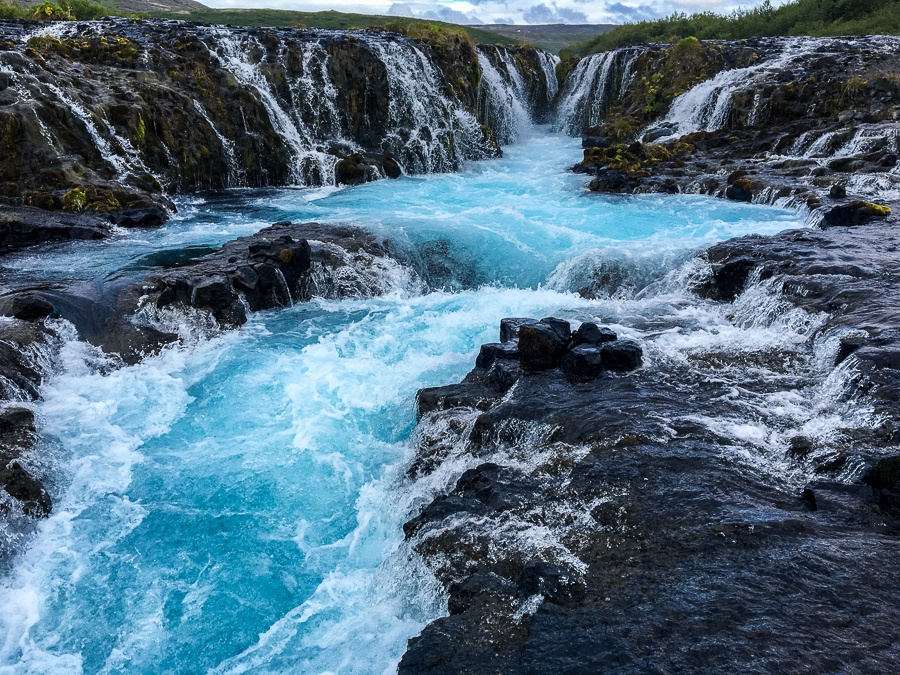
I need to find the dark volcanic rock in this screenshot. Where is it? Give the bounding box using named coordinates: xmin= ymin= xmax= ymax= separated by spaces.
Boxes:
xmin=821 ymin=201 xmax=892 ymax=228
xmin=0 ymin=288 xmax=175 ymax=365
xmin=0 ymin=205 xmax=110 ymax=254
xmin=517 ymin=318 xmax=572 ymax=370
xmin=600 ymin=339 xmax=643 ymax=371
xmin=572 ymin=321 xmax=617 ymax=346
xmin=864 ymin=457 xmax=900 ymax=513
xmin=401 ymin=211 xmax=900 ymax=672
xmin=560 ymin=344 xmax=603 ymax=380
xmin=136 ymin=221 xmax=407 ymax=326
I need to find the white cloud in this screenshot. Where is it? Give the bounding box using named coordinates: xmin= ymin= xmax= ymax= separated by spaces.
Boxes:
xmin=203 ymin=0 xmax=793 ymax=25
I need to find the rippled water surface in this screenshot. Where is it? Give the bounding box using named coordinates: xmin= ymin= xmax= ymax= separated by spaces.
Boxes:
xmin=0 ymin=131 xmax=805 ymax=673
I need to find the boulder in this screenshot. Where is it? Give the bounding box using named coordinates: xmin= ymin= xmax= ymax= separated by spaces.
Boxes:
xmin=475 ymin=342 xmax=519 ymax=370
xmin=821 ymin=201 xmax=891 ymax=228
xmin=517 ymin=319 xmax=571 ymax=370
xmin=572 ymin=322 xmax=617 ymax=346
xmin=601 ymin=339 xmax=643 ymax=371
xmin=864 ymin=456 xmax=900 ymax=512
xmin=0 ymin=462 xmax=51 ymax=518
xmin=561 ymin=344 xmax=604 ymax=380
xmin=500 ymin=317 xmax=537 ymax=343
xmin=108 ymin=205 xmax=168 ymax=229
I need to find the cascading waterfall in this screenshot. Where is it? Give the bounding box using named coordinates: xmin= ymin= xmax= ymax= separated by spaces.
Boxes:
xmin=208 ymin=30 xmax=342 ymax=186
xmin=476 ymin=46 xmax=534 ymax=144
xmin=365 ymin=36 xmax=488 ymax=174
xmin=0 ymin=20 xmax=559 ymax=199
xmin=556 ymin=47 xmax=643 ymax=135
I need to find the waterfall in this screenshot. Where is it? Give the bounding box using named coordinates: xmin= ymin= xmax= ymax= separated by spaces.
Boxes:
xmin=642 ymin=38 xmax=821 ymax=143
xmin=208 ymin=30 xmax=341 ymax=186
xmin=365 ymin=36 xmax=488 ymax=174
xmin=0 ymin=19 xmax=558 ymax=200
xmin=192 ymin=100 xmax=245 ymax=188
xmin=476 ymin=46 xmax=535 ymax=144
xmin=537 ymin=51 xmax=560 ymax=102
xmin=556 ymin=47 xmax=643 ymax=135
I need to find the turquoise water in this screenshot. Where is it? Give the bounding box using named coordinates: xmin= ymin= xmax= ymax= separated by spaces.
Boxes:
xmin=0 ymin=131 xmax=804 ymax=674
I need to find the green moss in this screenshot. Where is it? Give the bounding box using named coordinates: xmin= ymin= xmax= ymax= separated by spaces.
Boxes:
xmin=63 ymin=187 xmax=88 ymax=211
xmin=852 ymin=201 xmax=891 ymax=216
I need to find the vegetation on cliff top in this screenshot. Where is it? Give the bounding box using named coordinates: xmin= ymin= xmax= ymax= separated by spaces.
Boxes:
xmin=564 ymin=0 xmax=900 ymax=56
xmin=148 ymin=9 xmax=517 ymax=46
xmin=1 ymin=0 xmax=131 ymax=20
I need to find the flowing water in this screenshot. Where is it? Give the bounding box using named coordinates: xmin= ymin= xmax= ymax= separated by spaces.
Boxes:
xmin=0 ymin=128 xmax=811 ymax=673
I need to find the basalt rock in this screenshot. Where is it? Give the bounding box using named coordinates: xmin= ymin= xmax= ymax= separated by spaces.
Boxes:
xmin=0 ymin=205 xmax=111 ymax=254
xmin=135 ymin=221 xmax=409 ymax=326
xmin=402 ymin=214 xmax=900 ymax=671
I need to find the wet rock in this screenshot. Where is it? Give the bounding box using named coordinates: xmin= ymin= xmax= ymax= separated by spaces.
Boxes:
xmin=588 ymin=168 xmax=640 ymax=192
xmin=561 ymin=344 xmax=604 ymax=380
xmin=500 ymin=317 xmax=537 ymax=343
xmin=0 ymin=462 xmax=51 ymax=519
xmin=600 ymin=339 xmax=643 ymax=371
xmin=517 ymin=319 xmax=571 ymax=370
xmin=787 ymin=435 xmax=815 ymax=460
xmin=0 ymin=206 xmax=110 ymax=254
xmin=802 ymin=481 xmax=877 ymax=518
xmin=837 ymin=333 xmax=868 ymax=364
xmin=0 ymin=291 xmax=57 ymax=321
xmin=108 ymin=205 xmax=168 ymax=229
xmin=829 ymin=184 xmax=847 ymax=199
xmin=475 ymin=342 xmax=519 ymax=370
xmin=447 ymin=573 xmax=517 ymax=615
xmin=821 ymin=201 xmax=892 ymax=228
xmin=725 ymin=178 xmax=753 ymax=202
xmin=138 ymin=221 xmax=401 ymax=326
xmin=864 ymin=456 xmax=900 ymax=512
xmin=517 ymin=561 xmax=586 ymax=605
xmin=572 ymin=322 xmax=617 ymax=346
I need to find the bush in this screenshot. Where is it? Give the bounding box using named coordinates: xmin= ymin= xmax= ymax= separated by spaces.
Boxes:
xmin=563 ymin=0 xmax=900 ymax=57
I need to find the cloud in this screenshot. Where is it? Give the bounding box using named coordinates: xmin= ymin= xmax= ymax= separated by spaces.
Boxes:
xmin=522 ymin=3 xmax=588 ymax=24
xmin=602 ymin=2 xmax=660 ymax=21
xmin=205 ymin=0 xmax=791 ymax=26
xmin=388 ymin=2 xmax=484 ymax=23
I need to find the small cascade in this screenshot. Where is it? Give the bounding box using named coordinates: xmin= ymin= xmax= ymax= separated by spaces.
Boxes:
xmin=476 ymin=46 xmax=534 ymax=144
xmin=556 ymin=47 xmax=643 ymax=135
xmin=192 ymin=100 xmax=246 ymax=188
xmin=366 ymin=36 xmax=489 ymax=174
xmin=537 ymin=51 xmax=560 ymax=102
xmin=208 ymin=30 xmax=340 ymax=186
xmin=643 ymin=38 xmax=820 ymax=143
xmin=0 ymin=19 xmax=558 ymax=202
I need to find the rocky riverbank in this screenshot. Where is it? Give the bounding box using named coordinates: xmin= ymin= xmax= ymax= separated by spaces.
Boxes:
xmin=399 ymin=214 xmax=900 ymax=672
xmin=396 ymin=35 xmax=900 ymax=670
xmin=566 ymin=36 xmax=900 ymax=224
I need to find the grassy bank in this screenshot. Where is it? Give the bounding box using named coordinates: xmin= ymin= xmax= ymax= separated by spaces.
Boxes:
xmin=148 ymin=9 xmax=518 ymax=46
xmin=563 ymin=0 xmax=900 ymax=57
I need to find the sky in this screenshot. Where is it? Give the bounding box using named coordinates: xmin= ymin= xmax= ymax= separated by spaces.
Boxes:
xmin=203 ymin=0 xmax=793 ymax=25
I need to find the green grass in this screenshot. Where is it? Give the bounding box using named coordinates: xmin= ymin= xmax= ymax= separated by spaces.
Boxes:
xmin=563 ymin=0 xmax=900 ymax=57
xmin=1 ymin=0 xmax=131 ymax=20
xmin=148 ymin=8 xmax=519 ymax=46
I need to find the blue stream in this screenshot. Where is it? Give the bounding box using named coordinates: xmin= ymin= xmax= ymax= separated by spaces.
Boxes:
xmin=0 ymin=131 xmax=803 ymax=674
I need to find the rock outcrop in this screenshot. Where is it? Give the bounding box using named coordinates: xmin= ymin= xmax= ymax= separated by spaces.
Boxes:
xmin=400 ymin=203 xmax=900 ymax=672
xmin=563 ymin=36 xmax=900 ymax=222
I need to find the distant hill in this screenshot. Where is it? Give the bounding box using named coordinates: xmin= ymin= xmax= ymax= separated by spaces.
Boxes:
xmin=473 ymin=23 xmax=615 ymax=53
xmin=564 ymin=0 xmax=900 ymax=57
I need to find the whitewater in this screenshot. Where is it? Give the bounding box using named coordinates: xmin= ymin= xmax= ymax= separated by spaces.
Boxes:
xmin=0 ymin=128 xmax=805 ymax=674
